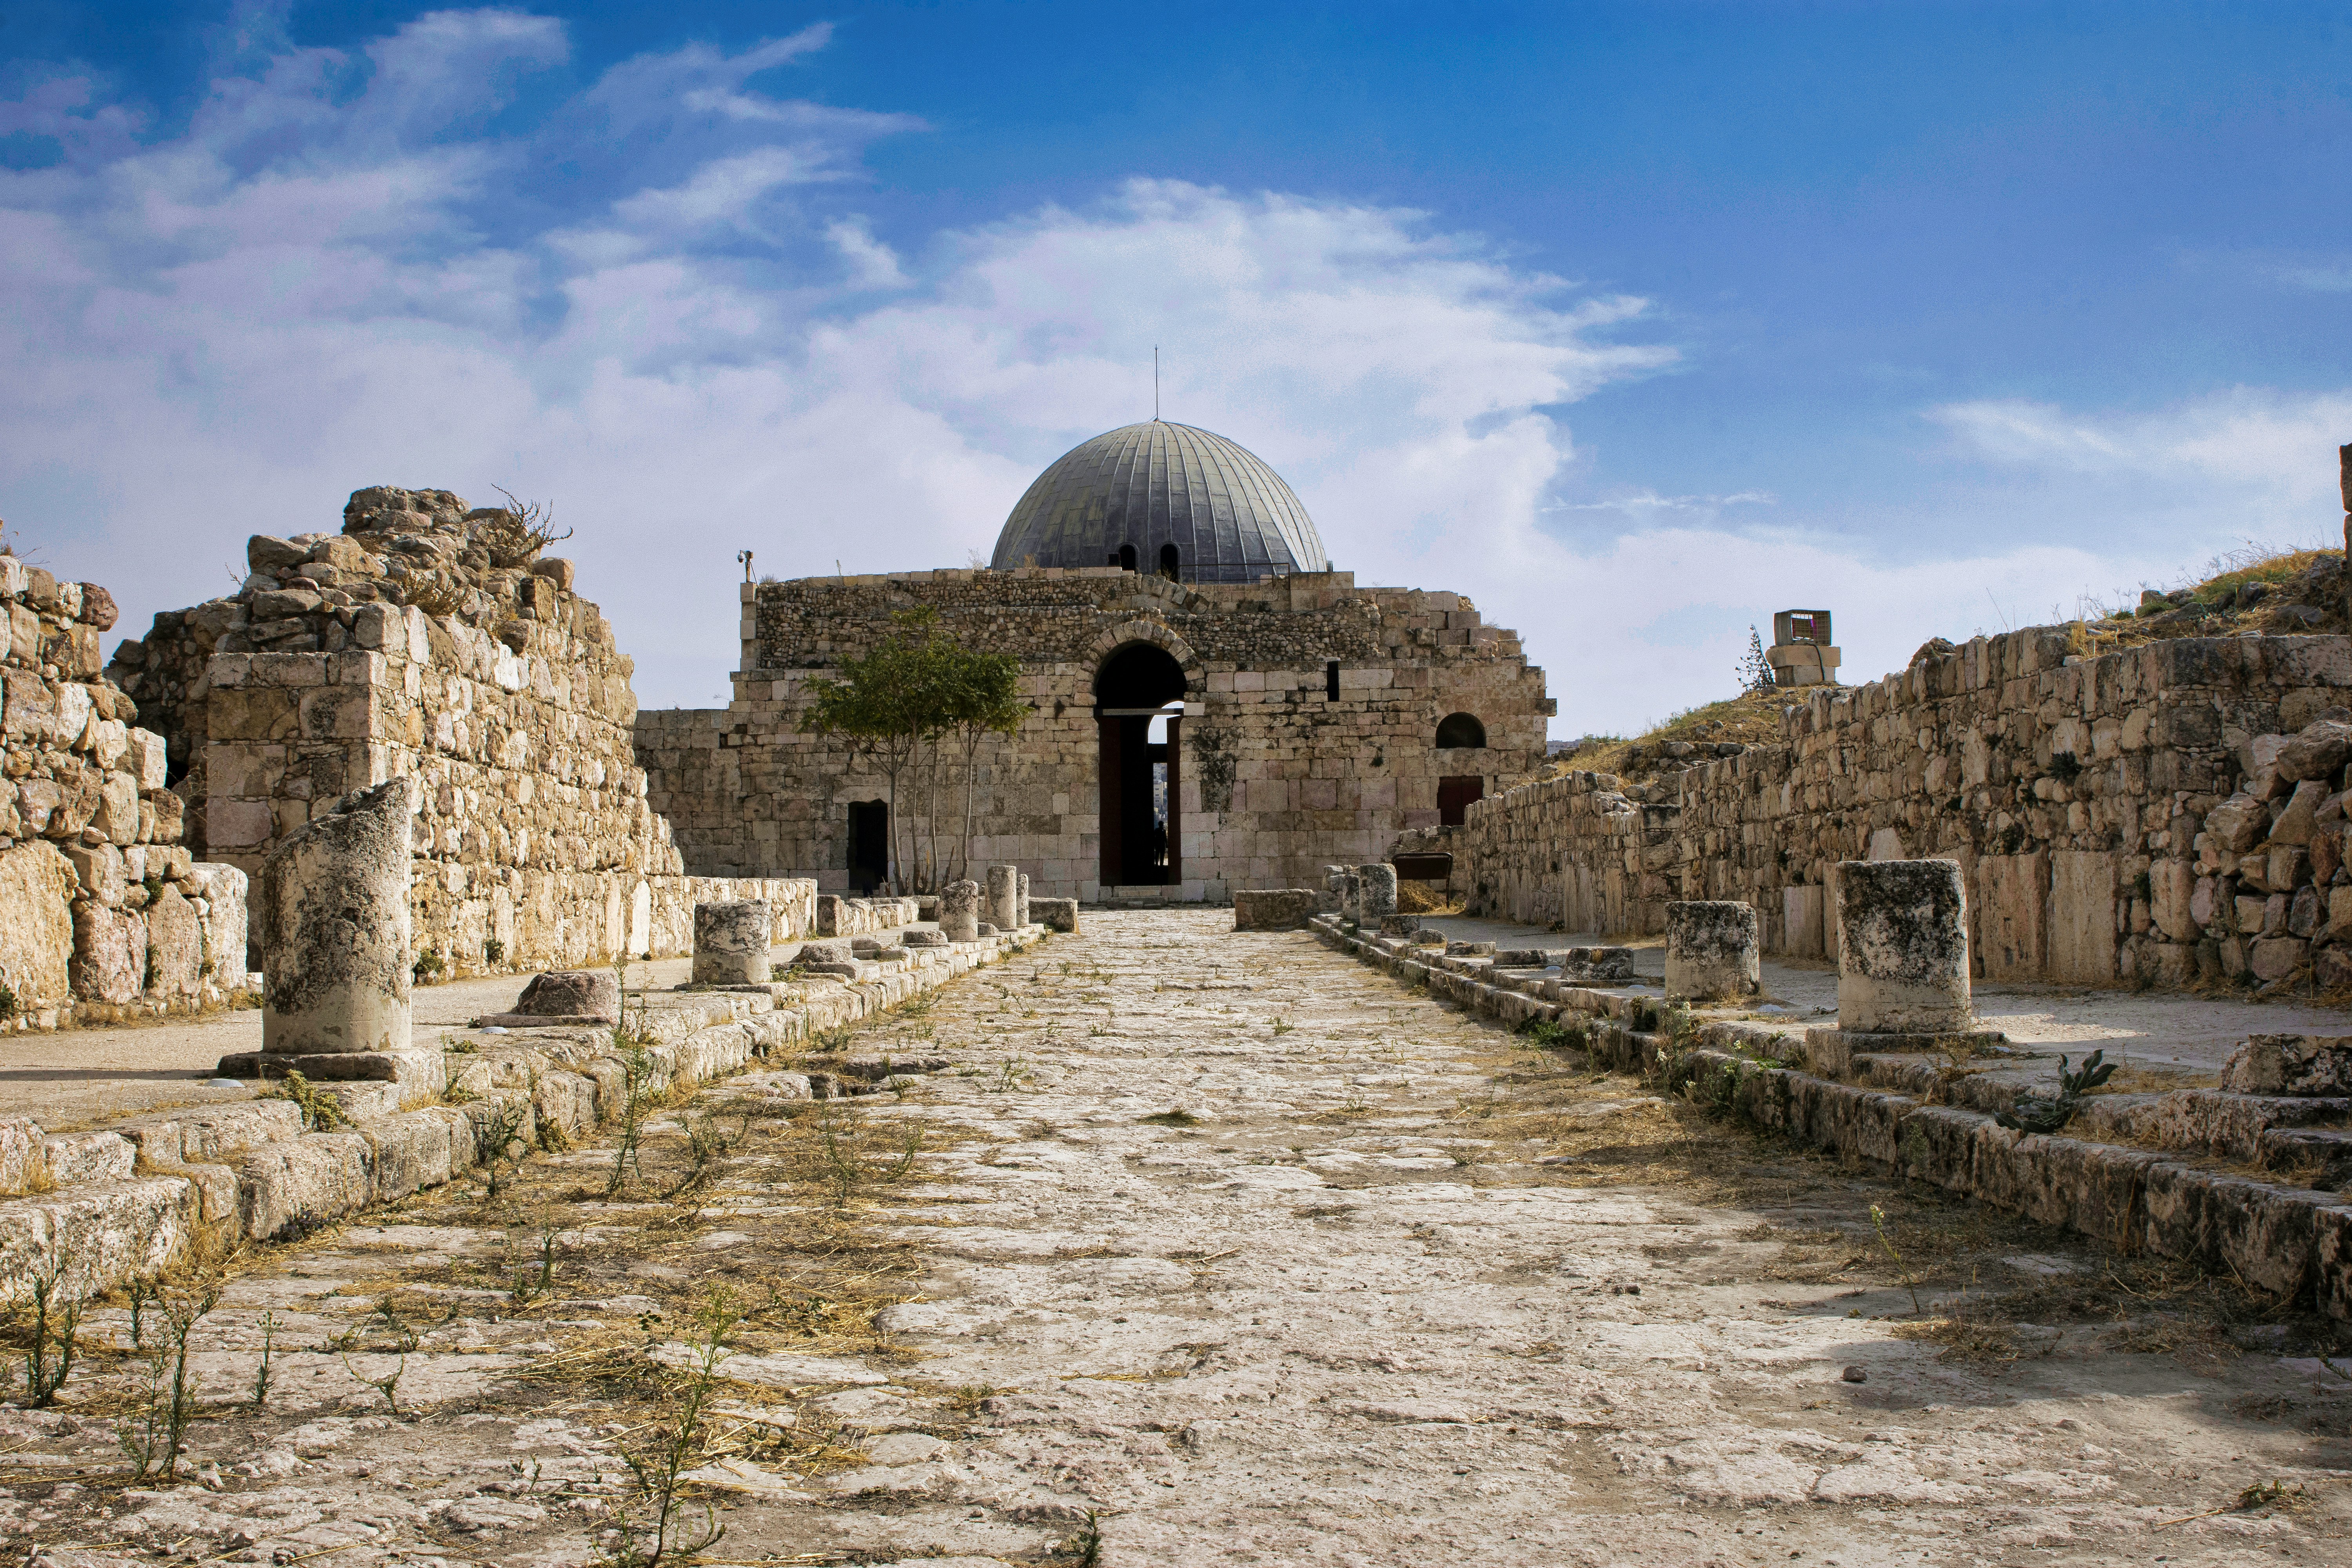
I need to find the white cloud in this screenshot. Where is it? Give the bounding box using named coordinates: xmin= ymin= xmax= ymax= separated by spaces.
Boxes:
xmin=0 ymin=7 xmax=2282 ymax=737
xmin=1933 ymin=388 xmax=2352 ymax=509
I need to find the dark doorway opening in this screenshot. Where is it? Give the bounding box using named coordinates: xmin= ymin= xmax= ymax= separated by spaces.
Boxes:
xmin=1095 ymin=642 xmax=1187 ymax=886
xmin=1116 ymin=543 xmax=1138 ymax=572
xmin=1159 ymin=543 xmax=1180 ymax=580
xmin=1437 ymin=774 xmax=1485 ymax=827
xmin=847 ymin=799 xmax=889 ymax=893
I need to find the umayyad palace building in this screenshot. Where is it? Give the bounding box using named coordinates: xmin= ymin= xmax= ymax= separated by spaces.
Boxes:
xmin=635 ymin=421 xmax=1555 ymax=901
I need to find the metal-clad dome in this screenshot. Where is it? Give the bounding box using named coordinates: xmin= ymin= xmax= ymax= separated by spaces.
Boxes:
xmin=991 ymin=422 xmax=1329 ymax=583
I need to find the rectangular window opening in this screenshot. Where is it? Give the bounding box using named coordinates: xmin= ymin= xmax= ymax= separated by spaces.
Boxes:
xmin=1325 ymin=661 xmax=1340 ymax=701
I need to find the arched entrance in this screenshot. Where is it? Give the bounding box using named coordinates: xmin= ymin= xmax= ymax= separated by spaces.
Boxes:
xmin=1094 ymin=642 xmax=1187 ymax=887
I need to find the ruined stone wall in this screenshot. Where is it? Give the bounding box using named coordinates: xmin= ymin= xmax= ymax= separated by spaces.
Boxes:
xmin=111 ymin=489 xmax=816 ymax=974
xmin=638 ymin=566 xmax=1554 ymax=900
xmin=0 ymin=557 xmax=245 ymax=1025
xmin=1434 ymin=628 xmax=2352 ymax=991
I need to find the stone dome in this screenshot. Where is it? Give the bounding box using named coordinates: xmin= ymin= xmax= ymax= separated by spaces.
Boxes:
xmin=991 ymin=421 xmax=1329 ymax=583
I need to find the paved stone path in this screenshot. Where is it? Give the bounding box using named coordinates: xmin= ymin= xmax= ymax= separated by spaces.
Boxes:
xmin=8 ymin=910 xmax=2349 ymax=1565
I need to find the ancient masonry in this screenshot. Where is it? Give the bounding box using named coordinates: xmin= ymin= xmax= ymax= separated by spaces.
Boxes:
xmin=637 ymin=568 xmax=1553 ymax=900
xmin=0 ymin=555 xmax=245 ymax=1026
xmin=1411 ymin=625 xmax=2352 ymax=991
xmin=112 ymin=488 xmax=815 ymax=973
xmin=1314 ymin=912 xmax=2352 ymax=1320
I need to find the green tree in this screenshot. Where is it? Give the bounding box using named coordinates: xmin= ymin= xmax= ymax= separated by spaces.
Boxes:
xmin=943 ymin=648 xmax=1028 ymax=882
xmin=801 ymin=612 xmax=952 ymax=893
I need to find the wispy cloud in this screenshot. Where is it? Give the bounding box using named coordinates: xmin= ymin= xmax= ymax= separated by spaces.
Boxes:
xmin=1931 ymin=388 xmax=2352 ymax=507
xmin=1546 ymin=489 xmax=1777 ymax=519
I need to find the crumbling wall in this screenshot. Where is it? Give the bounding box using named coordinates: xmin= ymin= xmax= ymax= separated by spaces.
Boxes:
xmin=639 ymin=568 xmax=1553 ymax=899
xmin=0 ymin=557 xmax=245 ymax=1026
xmin=111 ymin=488 xmax=814 ymax=974
xmin=1440 ymin=628 xmax=2352 ymax=991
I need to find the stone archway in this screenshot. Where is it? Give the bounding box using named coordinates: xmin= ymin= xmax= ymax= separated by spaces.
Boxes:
xmin=1093 ymin=638 xmax=1193 ymax=888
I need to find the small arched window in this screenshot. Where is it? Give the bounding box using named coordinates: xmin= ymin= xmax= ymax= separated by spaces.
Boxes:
xmin=1436 ymin=712 xmax=1487 ymax=749
xmin=1118 ymin=543 xmax=1138 ymax=572
xmin=1159 ymin=543 xmax=1180 ymax=580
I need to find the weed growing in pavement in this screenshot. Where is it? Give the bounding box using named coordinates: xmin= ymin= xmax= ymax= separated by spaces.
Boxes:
xmin=340 ymin=1297 xmax=418 ymax=1416
xmin=118 ymin=1278 xmax=219 ymax=1478
xmin=1139 ymin=1109 xmax=1200 ymax=1127
xmin=250 ymin=1309 xmax=280 ymax=1409
xmin=1270 ymin=1016 xmax=1294 ymax=1034
xmin=676 ymin=1111 xmax=738 ymax=1193
xmin=1060 ymin=1509 xmax=1105 ymax=1566
xmin=13 ymin=1261 xmax=83 ymax=1407
xmin=1870 ymin=1204 xmax=1924 ymax=1317
xmin=512 ymin=1220 xmax=561 ymax=1305
xmin=991 ymin=1056 xmax=1030 ymax=1093
xmin=606 ymin=1044 xmax=661 ymax=1196
xmin=122 ymin=1274 xmax=155 ymax=1351
xmin=945 ymin=1383 xmax=1001 ymax=1414
xmin=477 ymin=1097 xmax=532 ymax=1199
xmin=602 ymin=1290 xmax=739 ymax=1568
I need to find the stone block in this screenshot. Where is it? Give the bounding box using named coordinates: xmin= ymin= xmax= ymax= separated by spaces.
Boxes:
xmin=2249 ymin=936 xmax=2309 ymax=982
xmin=237 ymin=1132 xmax=374 ymax=1240
xmin=2319 ymin=1204 xmax=2352 ymax=1321
xmin=185 ymin=862 xmax=250 ymax=983
xmin=1781 ymin=884 xmax=1827 ymax=959
xmin=0 ymin=1178 xmax=188 ymax=1304
xmin=1975 ymin=853 xmax=2046 ymax=980
xmin=42 ymin=1131 xmax=134 ymax=1186
xmin=1664 ymin=900 xmax=1760 ymax=1002
xmin=145 ymin=884 xmax=203 ymax=998
xmin=71 ymin=904 xmax=146 ymax=1004
xmin=261 ymin=777 xmax=412 ymax=1056
xmin=940 ymin=880 xmax=980 ymax=942
xmin=2046 ymin=850 xmax=2118 ymax=985
xmin=1233 ymin=890 xmax=1320 ymax=930
xmin=64 ymin=840 xmax=125 ymax=906
xmin=1356 ymin=864 xmax=1399 ymax=921
xmin=985 ymin=865 xmax=1019 ymax=932
xmin=2149 ymin=857 xmax=2198 ymax=942
xmin=1031 ymin=897 xmax=1079 ymax=933
xmin=511 ymin=970 xmax=620 ymax=1021
xmin=2220 ymin=1034 xmax=2352 ymax=1096
xmin=0 ymin=841 xmax=76 ymax=1005
xmin=1836 ymin=859 xmax=1971 ymax=1033
xmin=694 ymin=900 xmax=774 ymax=984
xmin=1556 ymin=947 xmax=1635 ymax=983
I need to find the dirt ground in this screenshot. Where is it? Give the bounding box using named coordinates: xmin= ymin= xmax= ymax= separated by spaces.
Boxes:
xmin=5 ymin=909 xmax=2350 ymax=1566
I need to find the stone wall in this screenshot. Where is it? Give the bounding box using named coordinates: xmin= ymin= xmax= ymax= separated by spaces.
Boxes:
xmin=1428 ymin=628 xmax=2352 ymax=991
xmin=639 ymin=567 xmax=1553 ymax=900
xmin=110 ymin=489 xmax=816 ymax=974
xmin=0 ymin=556 xmax=246 ymax=1026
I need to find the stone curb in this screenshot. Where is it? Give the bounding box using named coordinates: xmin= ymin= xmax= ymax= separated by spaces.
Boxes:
xmin=0 ymin=924 xmax=1047 ymax=1303
xmin=1309 ymin=915 xmax=2352 ymax=1320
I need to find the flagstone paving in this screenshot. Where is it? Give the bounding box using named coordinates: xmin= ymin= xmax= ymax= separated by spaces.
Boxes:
xmin=6 ymin=910 xmax=2348 ymax=1566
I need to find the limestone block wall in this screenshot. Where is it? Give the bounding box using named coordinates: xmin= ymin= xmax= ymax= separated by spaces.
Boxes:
xmin=638 ymin=567 xmax=1554 ymax=900
xmin=192 ymin=647 xmax=813 ymax=972
xmin=1434 ymin=628 xmax=2352 ymax=991
xmin=111 ymin=488 xmax=816 ymax=975
xmin=0 ymin=557 xmax=245 ymax=1025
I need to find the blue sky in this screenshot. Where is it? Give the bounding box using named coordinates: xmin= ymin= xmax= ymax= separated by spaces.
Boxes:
xmin=6 ymin=2 xmax=2350 ymax=729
